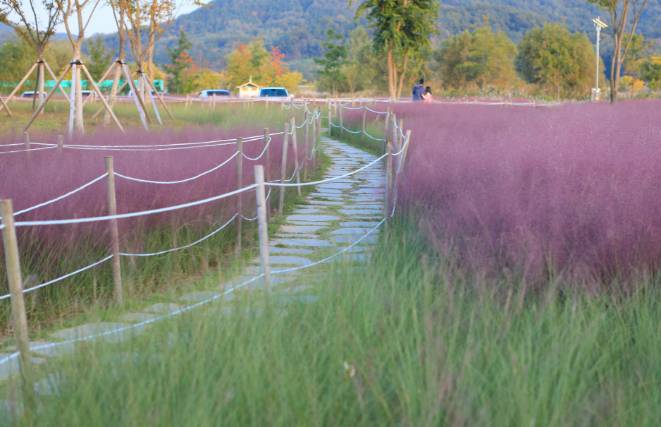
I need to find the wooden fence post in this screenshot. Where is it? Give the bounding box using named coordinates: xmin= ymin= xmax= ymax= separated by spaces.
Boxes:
xmin=57 ymin=134 xmax=64 ymax=152
xmin=105 ymin=157 xmax=123 ymax=304
xmin=362 ymin=108 xmax=367 ymax=143
xmin=254 ymin=165 xmax=271 ymax=290
xmin=384 ymin=140 xmax=393 ymax=218
xmin=398 ymin=118 xmax=405 ymax=152
xmin=384 ymin=108 xmax=391 ymax=153
xmin=339 ymin=104 xmax=344 ymax=137
xmin=0 ymin=200 xmax=33 ymax=396
xmin=235 ymin=138 xmax=244 ymax=257
xmin=278 ymin=123 xmax=290 ymax=215
xmin=264 ymin=128 xmax=271 ymax=219
xmin=290 ymin=117 xmax=302 ymax=196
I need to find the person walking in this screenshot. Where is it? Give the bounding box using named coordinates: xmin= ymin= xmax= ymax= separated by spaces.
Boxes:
xmin=412 ymin=78 xmax=425 ymax=102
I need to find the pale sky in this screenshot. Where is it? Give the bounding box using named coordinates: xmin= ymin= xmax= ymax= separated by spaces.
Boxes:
xmin=6 ymin=2 xmax=201 ymax=36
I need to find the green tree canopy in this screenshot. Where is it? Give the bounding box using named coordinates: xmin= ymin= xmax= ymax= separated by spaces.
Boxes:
xmin=165 ymin=29 xmax=194 ymax=94
xmin=353 ymin=0 xmax=438 ymax=98
xmin=516 ymin=24 xmax=598 ymax=99
xmin=86 ymin=37 xmax=113 ymax=81
xmin=434 ymin=26 xmax=520 ymax=94
xmin=315 ymin=29 xmax=348 ymax=94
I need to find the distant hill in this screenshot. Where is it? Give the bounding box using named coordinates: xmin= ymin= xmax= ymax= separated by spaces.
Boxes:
xmin=156 ymin=0 xmax=661 ymax=72
xmin=2 ymin=0 xmax=660 ymax=76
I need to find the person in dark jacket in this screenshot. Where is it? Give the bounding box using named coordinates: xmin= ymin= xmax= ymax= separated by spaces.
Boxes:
xmin=412 ymin=78 xmax=425 ymax=101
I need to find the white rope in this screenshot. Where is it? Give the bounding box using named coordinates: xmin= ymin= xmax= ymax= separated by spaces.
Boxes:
xmin=364 ymin=130 xmax=385 ymax=142
xmin=115 ymin=153 xmax=239 ymax=185
xmin=0 ymin=255 xmax=114 ymax=301
xmin=13 ymin=174 xmax=109 ymax=216
xmin=0 ymin=146 xmax=57 ymax=155
xmin=0 ymin=272 xmax=266 ymax=366
xmin=14 ymin=184 xmax=258 ymax=227
xmin=241 ymin=137 xmax=271 ymax=161
xmin=64 ymin=140 xmax=249 ymax=153
xmin=267 ymin=154 xmax=386 ymax=188
xmin=119 ymin=214 xmax=238 ymax=257
xmin=365 ymin=107 xmax=388 ymax=115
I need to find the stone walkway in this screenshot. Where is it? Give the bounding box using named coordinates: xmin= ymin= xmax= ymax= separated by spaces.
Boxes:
xmin=0 ymin=135 xmax=385 ymax=406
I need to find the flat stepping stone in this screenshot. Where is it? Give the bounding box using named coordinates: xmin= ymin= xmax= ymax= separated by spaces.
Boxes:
xmin=143 ymin=303 xmax=182 ymax=314
xmin=341 ymin=221 xmax=382 ymax=228
xmin=273 ymin=238 xmax=333 ymax=248
xmin=50 ymin=322 xmax=132 ymax=343
xmin=179 ymin=291 xmax=221 ymax=303
xmin=287 ymin=214 xmax=339 ymax=222
xmin=275 ymin=233 xmax=320 ymax=240
xmin=332 ymin=228 xmax=376 ymax=235
xmin=332 ymin=235 xmax=378 ymax=244
xmin=269 ymin=247 xmax=314 ymax=255
xmin=269 ymin=256 xmax=311 ymax=266
xmin=280 ymin=224 xmax=325 ymax=234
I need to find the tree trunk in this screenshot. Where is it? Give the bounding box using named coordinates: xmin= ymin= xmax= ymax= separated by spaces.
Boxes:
xmin=73 ymin=45 xmax=84 ymax=134
xmin=386 ymin=46 xmax=397 ymax=100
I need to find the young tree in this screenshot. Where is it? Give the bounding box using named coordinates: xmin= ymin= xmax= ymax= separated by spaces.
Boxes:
xmin=341 ymin=27 xmax=379 ymax=93
xmin=517 ymin=24 xmax=598 ymax=100
xmin=587 ymin=0 xmax=649 ymax=102
xmin=56 ymin=0 xmax=100 ymax=133
xmin=434 ymin=26 xmax=520 ymax=94
xmin=165 ymin=29 xmax=193 ymax=94
xmin=0 ymin=0 xmax=61 ymax=109
xmin=352 ymin=0 xmax=438 ymax=99
xmin=315 ymin=29 xmax=348 ymax=95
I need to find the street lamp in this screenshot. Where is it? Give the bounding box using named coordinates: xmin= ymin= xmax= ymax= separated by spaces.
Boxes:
xmin=592 ymin=17 xmax=608 ymax=101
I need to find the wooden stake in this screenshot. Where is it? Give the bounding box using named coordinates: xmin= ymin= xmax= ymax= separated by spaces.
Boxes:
xmin=263 ymin=128 xmax=271 ymax=220
xmin=105 ymin=157 xmax=123 ymax=304
xmin=0 ymin=96 xmax=12 ymax=117
xmin=0 ymin=200 xmax=33 ymax=394
xmin=290 ymin=118 xmax=302 ymax=196
xmin=57 ymin=135 xmax=64 ymax=152
xmin=254 ymin=165 xmax=271 ymax=290
xmin=384 ymin=108 xmax=391 ymax=153
xmin=0 ymin=62 xmax=38 ymax=114
xmin=142 ymin=72 xmax=175 ymax=120
xmin=235 ymin=138 xmax=244 ymax=257
xmin=80 ymin=64 xmax=125 ymax=133
xmin=339 ymin=104 xmax=344 ymax=137
xmin=24 ymin=63 xmax=72 ymax=134
xmin=121 ymin=63 xmax=150 ymax=130
xmin=328 ymin=101 xmax=333 ymax=136
xmin=43 ymin=60 xmax=70 ymax=99
xmin=278 ymin=123 xmax=290 ymax=215
xmin=23 ymin=132 xmax=30 ymax=151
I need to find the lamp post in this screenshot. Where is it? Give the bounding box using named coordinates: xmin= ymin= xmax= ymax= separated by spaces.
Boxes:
xmin=592 ymin=17 xmax=608 ymax=101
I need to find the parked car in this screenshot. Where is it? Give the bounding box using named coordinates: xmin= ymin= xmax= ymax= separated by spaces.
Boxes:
xmin=21 ymin=91 xmax=45 ymax=98
xmin=199 ymin=89 xmax=231 ymax=97
xmin=258 ymin=87 xmax=290 ymax=98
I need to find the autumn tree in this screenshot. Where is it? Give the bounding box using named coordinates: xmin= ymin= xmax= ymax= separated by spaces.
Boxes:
xmin=225 ymin=39 xmax=303 ymax=93
xmin=517 ymin=24 xmax=598 ymax=100
xmin=352 ymin=0 xmax=438 ymax=99
xmin=434 ymin=26 xmax=520 ymax=94
xmin=587 ymin=0 xmax=649 ymax=102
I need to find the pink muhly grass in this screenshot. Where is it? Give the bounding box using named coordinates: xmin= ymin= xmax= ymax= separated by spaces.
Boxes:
xmin=363 ymin=101 xmax=661 ymax=288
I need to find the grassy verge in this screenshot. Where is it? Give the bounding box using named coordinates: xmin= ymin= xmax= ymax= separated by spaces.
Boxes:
xmin=6 ymin=219 xmax=659 ymax=426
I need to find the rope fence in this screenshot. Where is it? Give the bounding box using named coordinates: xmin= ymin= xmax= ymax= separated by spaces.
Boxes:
xmin=0 ymin=99 xmax=413 ymax=391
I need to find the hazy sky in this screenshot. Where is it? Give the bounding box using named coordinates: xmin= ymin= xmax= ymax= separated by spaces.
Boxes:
xmin=7 ymin=3 xmax=201 ymax=36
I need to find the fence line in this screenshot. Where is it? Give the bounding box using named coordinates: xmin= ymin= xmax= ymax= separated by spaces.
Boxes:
xmin=0 ymin=100 xmax=410 ymax=389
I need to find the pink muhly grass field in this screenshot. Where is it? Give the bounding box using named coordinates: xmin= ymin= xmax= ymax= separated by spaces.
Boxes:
xmin=0 ymin=126 xmax=297 ymax=279
xmin=388 ymin=101 xmax=661 ymax=288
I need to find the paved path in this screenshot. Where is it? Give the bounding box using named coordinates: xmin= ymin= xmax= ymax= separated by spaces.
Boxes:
xmin=0 ymin=135 xmax=385 ymax=409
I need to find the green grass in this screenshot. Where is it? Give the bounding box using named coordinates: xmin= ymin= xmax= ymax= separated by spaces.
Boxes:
xmin=0 ymin=100 xmax=296 ymax=134
xmin=4 ymin=220 xmax=659 ymax=426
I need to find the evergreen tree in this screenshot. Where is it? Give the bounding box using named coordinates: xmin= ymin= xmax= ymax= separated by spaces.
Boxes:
xmin=315 ymin=29 xmax=348 ymax=95
xmin=165 ymin=30 xmax=193 ymax=94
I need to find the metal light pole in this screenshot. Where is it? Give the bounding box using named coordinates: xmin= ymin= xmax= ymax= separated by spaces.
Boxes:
xmin=592 ymin=17 xmax=608 ymax=101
